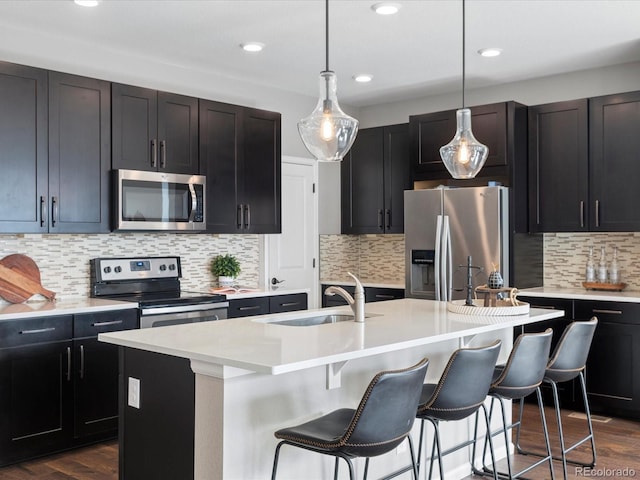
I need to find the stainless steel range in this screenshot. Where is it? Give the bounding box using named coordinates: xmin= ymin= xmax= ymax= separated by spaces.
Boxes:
xmin=90 ymin=256 xmax=228 ymax=328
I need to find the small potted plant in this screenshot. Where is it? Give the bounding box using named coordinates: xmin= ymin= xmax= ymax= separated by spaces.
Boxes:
xmin=211 ymin=254 xmax=241 ymax=287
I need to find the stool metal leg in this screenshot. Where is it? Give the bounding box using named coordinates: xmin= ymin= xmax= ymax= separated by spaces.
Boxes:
xmin=334 ymin=457 xmax=340 ymax=480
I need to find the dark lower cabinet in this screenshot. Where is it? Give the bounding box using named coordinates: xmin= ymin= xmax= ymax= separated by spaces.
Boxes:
xmin=228 ymin=293 xmax=308 ymax=318
xmin=0 ymin=309 xmax=137 ymax=467
xmin=321 ymin=285 xmax=404 ymax=308
xmin=574 ymin=301 xmax=640 ymax=419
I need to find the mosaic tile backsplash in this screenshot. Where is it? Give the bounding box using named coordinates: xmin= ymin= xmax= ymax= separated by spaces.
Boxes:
xmin=0 ymin=233 xmax=261 ymax=299
xmin=321 ymin=232 xmax=640 ymax=291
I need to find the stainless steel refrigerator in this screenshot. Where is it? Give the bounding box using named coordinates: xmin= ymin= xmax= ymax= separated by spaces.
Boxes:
xmin=404 ymin=186 xmax=510 ymax=301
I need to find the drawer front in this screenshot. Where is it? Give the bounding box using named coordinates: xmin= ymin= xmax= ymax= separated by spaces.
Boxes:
xmin=269 ymin=293 xmax=308 ymax=314
xmin=574 ymin=300 xmax=640 ymax=324
xmin=228 ymin=297 xmax=269 ymax=318
xmin=0 ymin=315 xmax=73 ymax=348
xmin=365 ymin=287 xmax=404 ymax=303
xmin=518 ymin=296 xmax=573 ymax=318
xmin=73 ymin=309 xmax=139 ymax=338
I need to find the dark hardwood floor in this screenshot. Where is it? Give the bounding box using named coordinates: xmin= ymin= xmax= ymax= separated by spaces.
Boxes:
xmin=0 ymin=404 xmax=637 ymax=479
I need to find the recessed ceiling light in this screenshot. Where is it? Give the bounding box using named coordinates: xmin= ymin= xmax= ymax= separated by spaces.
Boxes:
xmin=478 ymin=48 xmax=502 ymax=57
xmin=353 ymin=74 xmax=373 ymax=83
xmin=74 ymin=0 xmax=100 ymax=6
xmin=371 ymin=2 xmax=401 ymax=15
xmin=240 ymin=42 xmax=265 ymax=53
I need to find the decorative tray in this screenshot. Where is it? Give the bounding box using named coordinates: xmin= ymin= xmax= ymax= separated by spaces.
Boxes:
xmin=582 ymin=282 xmax=627 ymax=292
xmin=447 ymin=299 xmax=530 ymax=316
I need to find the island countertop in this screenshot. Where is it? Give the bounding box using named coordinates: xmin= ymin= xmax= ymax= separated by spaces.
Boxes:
xmin=100 ymin=298 xmax=563 ymax=375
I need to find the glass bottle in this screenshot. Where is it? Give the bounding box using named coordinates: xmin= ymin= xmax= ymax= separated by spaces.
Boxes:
xmin=597 ymin=246 xmax=607 ymax=283
xmin=585 ymin=246 xmax=595 ymax=282
xmin=609 ymin=246 xmax=620 ymax=284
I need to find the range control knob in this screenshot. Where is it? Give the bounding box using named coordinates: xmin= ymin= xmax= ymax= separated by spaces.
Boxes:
xmin=114 ymin=266 xmax=122 ymax=273
xmin=168 ymin=264 xmax=176 ymax=271
xmin=103 ymin=266 xmax=112 ymax=274
xmin=159 ymin=264 xmax=167 ymax=271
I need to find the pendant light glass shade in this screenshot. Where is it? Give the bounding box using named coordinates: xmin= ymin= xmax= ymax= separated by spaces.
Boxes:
xmin=298 ymin=71 xmax=359 ymax=162
xmin=440 ymin=108 xmax=488 ymax=179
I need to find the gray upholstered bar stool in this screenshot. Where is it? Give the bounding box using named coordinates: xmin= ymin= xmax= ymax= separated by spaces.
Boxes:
xmin=472 ymin=329 xmax=554 ymax=479
xmin=415 ymin=340 xmax=502 ymax=480
xmin=270 ymin=358 xmax=429 ymax=480
xmin=516 ymin=317 xmax=598 ymax=480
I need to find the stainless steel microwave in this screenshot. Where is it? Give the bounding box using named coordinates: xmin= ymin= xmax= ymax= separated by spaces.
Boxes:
xmin=114 ymin=169 xmax=206 ymax=231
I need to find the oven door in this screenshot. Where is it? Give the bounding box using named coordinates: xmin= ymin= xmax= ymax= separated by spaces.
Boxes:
xmin=139 ymin=303 xmax=228 ymax=329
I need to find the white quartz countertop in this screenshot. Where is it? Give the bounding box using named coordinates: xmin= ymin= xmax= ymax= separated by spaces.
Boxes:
xmin=217 ymin=287 xmax=310 ymax=300
xmin=518 ymin=287 xmax=640 ymax=303
xmin=100 ymin=298 xmax=562 ymax=375
xmin=320 ymin=279 xmax=404 ymax=289
xmin=0 ymin=297 xmax=138 ymax=320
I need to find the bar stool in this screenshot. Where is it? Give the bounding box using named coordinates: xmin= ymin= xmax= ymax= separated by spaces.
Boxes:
xmin=270 ymin=358 xmax=429 ymax=480
xmin=516 ymin=317 xmax=598 ymax=480
xmin=416 ymin=340 xmax=502 ymax=480
xmin=472 ymin=329 xmax=554 ymax=479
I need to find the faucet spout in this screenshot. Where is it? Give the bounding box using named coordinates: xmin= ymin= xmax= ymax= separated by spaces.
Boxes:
xmin=324 ymin=272 xmax=366 ymax=323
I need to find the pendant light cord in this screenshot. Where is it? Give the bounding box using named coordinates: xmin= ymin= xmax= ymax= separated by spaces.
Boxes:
xmin=462 ymin=0 xmax=466 ymax=108
xmin=325 ymin=0 xmax=330 ymax=72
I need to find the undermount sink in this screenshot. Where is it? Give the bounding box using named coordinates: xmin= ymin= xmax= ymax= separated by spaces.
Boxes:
xmin=257 ymin=312 xmax=381 ymax=327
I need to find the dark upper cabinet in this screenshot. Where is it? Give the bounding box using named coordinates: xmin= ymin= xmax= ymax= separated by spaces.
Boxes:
xmin=0 ymin=65 xmax=110 ymax=234
xmin=0 ymin=62 xmax=48 ymax=233
xmin=410 ymin=102 xmax=528 ymax=234
xmin=112 ymin=84 xmax=198 ymax=175
xmin=199 ymin=100 xmax=281 ymax=234
xmin=589 ymin=91 xmax=640 ymax=231
xmin=48 ymin=72 xmax=111 ymax=233
xmin=341 ymin=124 xmax=410 ymax=234
xmin=528 ymin=99 xmax=589 ymax=233
xmin=529 ymin=91 xmax=640 ymax=232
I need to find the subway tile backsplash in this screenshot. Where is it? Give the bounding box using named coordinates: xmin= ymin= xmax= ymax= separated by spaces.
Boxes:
xmin=0 ymin=233 xmax=261 ymax=298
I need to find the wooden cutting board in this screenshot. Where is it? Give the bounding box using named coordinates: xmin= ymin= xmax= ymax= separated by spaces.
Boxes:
xmin=0 ymin=254 xmax=56 ymax=303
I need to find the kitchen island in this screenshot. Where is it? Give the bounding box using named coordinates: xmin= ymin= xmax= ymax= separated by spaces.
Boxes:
xmin=100 ymin=298 xmax=563 ymax=480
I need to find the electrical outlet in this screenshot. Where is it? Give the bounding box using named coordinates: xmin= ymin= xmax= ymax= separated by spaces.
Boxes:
xmin=128 ymin=377 xmax=140 ymax=409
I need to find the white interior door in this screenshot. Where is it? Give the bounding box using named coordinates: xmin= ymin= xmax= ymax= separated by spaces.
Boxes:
xmin=266 ymin=157 xmax=319 ymax=309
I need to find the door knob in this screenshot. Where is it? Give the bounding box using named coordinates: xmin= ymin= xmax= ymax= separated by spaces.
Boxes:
xmin=271 ymin=277 xmax=285 ymax=285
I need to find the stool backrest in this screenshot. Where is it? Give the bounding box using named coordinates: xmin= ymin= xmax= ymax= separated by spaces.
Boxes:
xmin=343 ymin=357 xmax=429 ymax=457
xmin=491 ymin=329 xmax=553 ymax=396
xmin=418 ymin=340 xmax=501 ymax=421
xmin=547 ymin=317 xmax=598 ymax=373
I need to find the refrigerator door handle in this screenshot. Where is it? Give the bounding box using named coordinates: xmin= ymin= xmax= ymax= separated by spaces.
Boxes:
xmin=443 ymin=215 xmax=452 ymax=302
xmin=434 ymin=215 xmax=443 ymax=301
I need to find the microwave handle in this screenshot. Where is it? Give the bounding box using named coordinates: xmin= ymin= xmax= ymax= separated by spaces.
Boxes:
xmin=188 ymin=184 xmax=197 ymax=222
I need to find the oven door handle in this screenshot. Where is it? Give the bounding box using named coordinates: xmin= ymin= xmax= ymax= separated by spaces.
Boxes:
xmin=141 ymin=302 xmax=230 ymax=316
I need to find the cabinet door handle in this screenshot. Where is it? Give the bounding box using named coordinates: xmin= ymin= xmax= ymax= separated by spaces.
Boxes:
xmin=20 ymin=327 xmax=56 ymax=335
xmin=79 ymin=344 xmax=85 ymax=380
xmin=150 ymin=139 xmax=158 ymax=168
xmin=592 ymin=308 xmax=622 ymax=315
xmin=245 ymin=204 xmax=251 ymax=229
xmin=377 ymin=209 xmax=384 ymax=230
xmin=66 ymin=346 xmax=71 ymax=382
xmin=595 ymin=200 xmax=600 ymax=227
xmin=385 ymin=209 xmax=391 ymax=230
xmin=237 ymin=204 xmax=244 ymax=229
xmin=92 ymin=320 xmax=124 ymax=327
xmin=530 ymin=305 xmax=558 ymax=310
xmin=51 ymin=196 xmax=58 ymax=227
xmin=280 ymin=302 xmax=300 ymax=307
xmin=160 ymin=140 xmax=166 ymax=168
xmin=580 ymin=201 xmax=585 ymax=228
xmin=375 ymin=294 xmax=395 ymax=300
xmin=40 ymin=196 xmax=47 ymax=227
xmin=239 ymin=305 xmax=262 ymax=311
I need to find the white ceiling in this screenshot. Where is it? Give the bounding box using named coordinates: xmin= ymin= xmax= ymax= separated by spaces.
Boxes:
xmin=0 ymin=0 xmax=639 ymax=107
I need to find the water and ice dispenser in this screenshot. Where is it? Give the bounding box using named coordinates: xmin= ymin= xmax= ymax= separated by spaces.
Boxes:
xmin=408 ymin=249 xmax=436 ymax=299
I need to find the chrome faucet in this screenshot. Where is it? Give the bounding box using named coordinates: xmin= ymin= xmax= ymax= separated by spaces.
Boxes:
xmin=324 ymin=272 xmax=365 ymax=323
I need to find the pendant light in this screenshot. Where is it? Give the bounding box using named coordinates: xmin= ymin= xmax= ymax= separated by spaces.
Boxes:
xmin=298 ymin=0 xmax=359 ymax=162
xmin=440 ymin=0 xmax=488 ymax=179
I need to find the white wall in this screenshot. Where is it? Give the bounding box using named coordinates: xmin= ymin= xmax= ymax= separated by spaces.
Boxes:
xmin=358 ymin=61 xmax=640 ymax=127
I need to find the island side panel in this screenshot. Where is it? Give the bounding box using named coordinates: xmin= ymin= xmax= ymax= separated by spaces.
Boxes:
xmin=118 ymin=347 xmax=195 ymax=480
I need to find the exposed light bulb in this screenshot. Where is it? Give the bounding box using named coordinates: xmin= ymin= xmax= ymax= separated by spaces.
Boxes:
xmin=320 ymin=114 xmax=335 ymax=141
xmin=458 ymin=140 xmax=470 ymax=165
